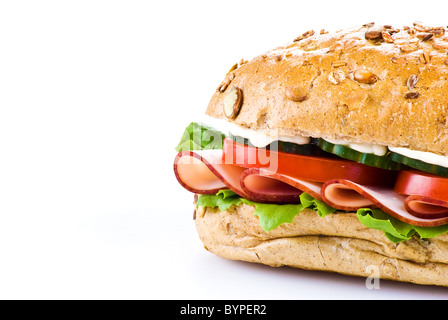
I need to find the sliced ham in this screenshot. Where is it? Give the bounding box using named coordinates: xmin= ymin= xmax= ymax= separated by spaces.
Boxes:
xmin=174 ymin=150 xmax=309 ymax=203
xmin=174 ymin=150 xmax=247 ymax=197
xmin=321 ymin=179 xmax=448 ymax=227
xmin=240 ymin=167 xmax=323 ymax=202
xmin=404 ymin=195 xmax=448 ymax=219
xmin=174 ymin=150 xmax=448 ymax=227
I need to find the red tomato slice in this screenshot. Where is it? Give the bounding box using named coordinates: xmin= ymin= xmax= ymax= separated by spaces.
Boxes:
xmin=395 ymin=170 xmax=448 ymax=203
xmin=222 ymin=138 xmax=396 ymax=186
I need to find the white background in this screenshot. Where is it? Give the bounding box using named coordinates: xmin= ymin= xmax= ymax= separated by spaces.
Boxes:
xmin=0 ymin=0 xmax=447 ymax=299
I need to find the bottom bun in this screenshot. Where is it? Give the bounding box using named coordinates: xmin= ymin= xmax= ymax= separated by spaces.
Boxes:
xmin=195 ymin=201 xmax=448 ymax=287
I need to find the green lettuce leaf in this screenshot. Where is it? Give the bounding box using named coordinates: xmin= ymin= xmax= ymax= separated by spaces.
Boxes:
xmin=196 ymin=190 xmax=242 ymax=212
xmin=216 ymin=189 xmax=238 ymax=199
xmin=242 ymin=199 xmax=304 ymax=232
xmin=357 ymin=208 xmax=448 ymax=243
xmin=196 ymin=191 xmax=337 ymax=232
xmin=197 ymin=190 xmax=448 ymax=241
xmin=175 ymin=122 xmax=225 ymax=152
xmin=298 ymin=192 xmax=337 ymax=218
xmin=242 ymin=193 xmax=337 ymax=231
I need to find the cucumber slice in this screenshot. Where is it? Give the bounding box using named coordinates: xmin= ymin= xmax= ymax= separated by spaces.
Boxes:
xmin=230 ymin=135 xmax=326 ymax=156
xmin=318 ymin=139 xmax=403 ymax=170
xmin=390 ymin=152 xmax=448 ymax=177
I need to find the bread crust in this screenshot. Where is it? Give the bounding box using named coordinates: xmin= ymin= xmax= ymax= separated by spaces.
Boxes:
xmin=195 ymin=203 xmax=448 ymax=287
xmin=206 ymin=24 xmax=448 ymax=156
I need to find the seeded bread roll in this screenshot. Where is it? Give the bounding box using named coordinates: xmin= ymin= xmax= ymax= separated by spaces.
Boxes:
xmin=206 ymin=23 xmax=448 ymax=156
xmin=195 ymin=202 xmax=448 ymax=287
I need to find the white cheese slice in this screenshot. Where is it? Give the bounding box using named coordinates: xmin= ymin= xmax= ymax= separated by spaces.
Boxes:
xmin=324 ymin=138 xmax=388 ymax=156
xmin=199 ymin=116 xmax=448 ymax=164
xmin=199 ymin=115 xmax=310 ymax=148
xmin=389 ymin=146 xmax=448 ymax=168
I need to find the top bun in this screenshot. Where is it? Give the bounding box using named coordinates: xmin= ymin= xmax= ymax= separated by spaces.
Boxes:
xmin=206 ymin=22 xmax=448 ymax=156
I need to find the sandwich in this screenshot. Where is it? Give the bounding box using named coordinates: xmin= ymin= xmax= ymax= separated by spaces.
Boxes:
xmin=173 ymin=22 xmax=448 ymax=287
